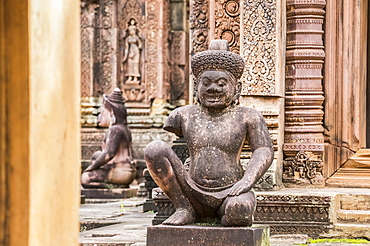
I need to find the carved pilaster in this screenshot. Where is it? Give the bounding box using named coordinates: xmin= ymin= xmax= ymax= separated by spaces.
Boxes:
xmin=241 ymin=0 xmax=277 ymax=96
xmin=81 ymin=1 xmax=96 ymax=97
xmin=283 ymin=0 xmax=326 ymax=186
xmin=145 ymin=0 xmax=171 ymax=100
xmin=93 ymin=0 xmax=117 ymax=96
xmin=214 ymin=0 xmax=240 ymax=54
xmin=190 ymin=0 xmax=210 ymax=55
xmin=170 ymin=31 xmax=188 ymax=102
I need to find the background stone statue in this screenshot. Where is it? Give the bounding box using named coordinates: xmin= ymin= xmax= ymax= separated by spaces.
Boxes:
xmin=122 ymin=19 xmax=142 ymax=84
xmin=81 ymin=88 xmax=136 ymax=188
xmin=144 ymin=40 xmax=273 ymax=226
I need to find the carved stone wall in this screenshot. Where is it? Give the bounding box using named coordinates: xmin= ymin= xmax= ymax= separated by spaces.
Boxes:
xmin=283 ymin=0 xmax=326 ymax=187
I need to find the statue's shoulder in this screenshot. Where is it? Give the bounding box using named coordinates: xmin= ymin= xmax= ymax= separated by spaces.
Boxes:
xmin=169 ymin=105 xmax=198 ymax=117
xmin=239 ymin=106 xmax=264 ymax=122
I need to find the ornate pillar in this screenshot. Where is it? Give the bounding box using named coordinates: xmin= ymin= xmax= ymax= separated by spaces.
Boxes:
xmin=283 ymin=0 xmax=326 ymax=187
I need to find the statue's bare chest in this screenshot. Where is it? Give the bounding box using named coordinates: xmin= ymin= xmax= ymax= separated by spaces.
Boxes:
xmin=182 ymin=111 xmax=246 ymax=152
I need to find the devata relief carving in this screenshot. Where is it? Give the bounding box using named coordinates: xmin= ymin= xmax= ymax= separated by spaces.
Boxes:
xmin=122 ymin=19 xmax=143 ymax=85
xmin=241 ymin=0 xmax=276 ymax=96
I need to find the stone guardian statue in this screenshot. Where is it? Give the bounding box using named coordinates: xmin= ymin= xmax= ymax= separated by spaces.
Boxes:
xmin=144 ymin=40 xmax=274 ymax=226
xmin=81 ymin=88 xmax=136 ymax=188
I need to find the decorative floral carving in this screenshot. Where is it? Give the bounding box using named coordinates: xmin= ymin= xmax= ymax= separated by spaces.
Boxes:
xmin=215 ymin=0 xmax=240 ymax=54
xmin=241 ymin=0 xmax=276 ymax=95
xmin=190 ymin=0 xmax=209 ymax=55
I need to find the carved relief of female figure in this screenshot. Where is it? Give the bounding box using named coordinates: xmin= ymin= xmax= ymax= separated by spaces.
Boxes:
xmin=122 ymin=19 xmax=142 ymax=84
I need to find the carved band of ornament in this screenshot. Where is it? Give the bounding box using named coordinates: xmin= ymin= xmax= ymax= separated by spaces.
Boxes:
xmin=285 ymin=125 xmax=324 ymax=132
xmin=287 ymin=0 xmax=326 ymax=6
xmin=285 ymin=76 xmax=323 ymax=80
xmin=283 ymin=144 xmax=324 ymax=151
xmin=289 ymin=64 xmax=322 ymax=69
xmin=286 ymin=40 xmax=323 ymax=46
xmin=285 ymin=101 xmax=325 ymax=107
xmin=287 ymin=19 xmax=324 ymax=24
xmin=286 ymin=52 xmax=325 ymax=60
xmin=284 ymin=138 xmax=324 ymax=144
xmin=256 ymin=195 xmax=330 ymax=203
xmin=287 ymin=9 xmax=325 ymax=17
xmin=287 ymin=30 xmax=324 ymax=35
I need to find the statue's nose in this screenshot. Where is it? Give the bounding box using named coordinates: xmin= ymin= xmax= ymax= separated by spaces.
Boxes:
xmin=206 ymin=83 xmax=222 ymax=93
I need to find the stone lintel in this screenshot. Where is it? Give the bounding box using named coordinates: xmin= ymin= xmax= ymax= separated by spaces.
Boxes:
xmin=147 ymin=225 xmax=270 ymax=246
xmin=81 ymin=188 xmax=138 ymax=199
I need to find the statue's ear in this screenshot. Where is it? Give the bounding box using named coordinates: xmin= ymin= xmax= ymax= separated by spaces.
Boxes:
xmin=233 ymin=81 xmax=242 ymax=104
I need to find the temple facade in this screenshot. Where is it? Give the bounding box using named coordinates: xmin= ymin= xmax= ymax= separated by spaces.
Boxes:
xmin=80 ymin=0 xmax=370 ymax=189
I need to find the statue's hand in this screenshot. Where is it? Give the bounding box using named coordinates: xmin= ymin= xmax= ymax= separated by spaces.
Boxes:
xmin=228 ymin=180 xmax=252 ymax=196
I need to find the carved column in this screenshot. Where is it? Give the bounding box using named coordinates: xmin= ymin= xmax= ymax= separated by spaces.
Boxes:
xmin=283 ymin=0 xmax=326 ymax=187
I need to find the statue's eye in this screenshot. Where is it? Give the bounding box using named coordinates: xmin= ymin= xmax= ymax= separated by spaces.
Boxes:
xmin=218 ymin=79 xmax=227 ymax=87
xmin=201 ymin=78 xmax=211 ymax=86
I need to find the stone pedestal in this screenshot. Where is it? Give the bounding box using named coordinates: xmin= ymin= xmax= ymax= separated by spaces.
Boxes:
xmin=147 ymin=225 xmax=270 ymax=246
xmin=81 ymin=188 xmax=138 ymax=199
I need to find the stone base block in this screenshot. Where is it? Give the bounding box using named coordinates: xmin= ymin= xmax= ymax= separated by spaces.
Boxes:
xmin=81 ymin=188 xmax=137 ymax=199
xmin=147 ymin=225 xmax=270 ymax=246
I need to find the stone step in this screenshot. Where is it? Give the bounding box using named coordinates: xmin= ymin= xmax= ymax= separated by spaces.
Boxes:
xmin=337 ymin=210 xmax=370 ymax=224
xmin=329 ymin=223 xmax=370 ymax=239
xmin=340 ymin=194 xmax=370 ymax=210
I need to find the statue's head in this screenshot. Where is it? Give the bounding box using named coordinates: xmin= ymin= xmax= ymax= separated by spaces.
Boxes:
xmin=128 ymin=19 xmax=137 ymax=35
xmin=191 ymin=39 xmax=244 ymax=109
xmin=98 ymin=88 xmax=127 ymax=126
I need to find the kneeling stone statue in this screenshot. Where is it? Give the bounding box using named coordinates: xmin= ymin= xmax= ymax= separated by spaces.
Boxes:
xmin=144 ymin=40 xmax=274 ymax=226
xmin=81 ymin=88 xmax=136 ymax=188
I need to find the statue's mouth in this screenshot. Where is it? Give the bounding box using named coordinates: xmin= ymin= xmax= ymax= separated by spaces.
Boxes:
xmin=203 ymin=93 xmax=224 ymax=102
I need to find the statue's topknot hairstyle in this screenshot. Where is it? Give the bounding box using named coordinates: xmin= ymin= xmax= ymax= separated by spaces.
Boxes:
xmin=103 ymin=88 xmax=128 ymax=124
xmin=191 ymin=39 xmax=245 ymax=80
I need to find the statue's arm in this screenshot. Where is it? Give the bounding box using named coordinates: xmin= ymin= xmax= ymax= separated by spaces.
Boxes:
xmin=84 ymin=128 xmax=120 ymax=171
xmin=163 ymin=107 xmax=184 ymax=137
xmin=229 ymin=110 xmax=274 ymax=196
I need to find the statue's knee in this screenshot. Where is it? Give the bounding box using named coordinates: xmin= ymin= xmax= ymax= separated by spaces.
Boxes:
xmin=81 ymin=172 xmax=90 ymax=185
xmin=144 ymin=140 xmax=170 ymax=163
xmin=221 ymin=195 xmax=256 ymax=226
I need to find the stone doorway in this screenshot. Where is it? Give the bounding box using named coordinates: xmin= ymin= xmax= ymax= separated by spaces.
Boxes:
xmin=324 ymin=0 xmax=370 ymax=187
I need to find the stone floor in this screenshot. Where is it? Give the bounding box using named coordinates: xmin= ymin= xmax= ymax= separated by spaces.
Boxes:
xmin=79 ymin=196 xmax=370 ymax=246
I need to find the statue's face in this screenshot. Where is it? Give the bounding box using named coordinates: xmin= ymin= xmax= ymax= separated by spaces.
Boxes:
xmin=197 ymin=70 xmax=236 ymax=109
xmin=97 ymin=105 xmax=111 ymax=127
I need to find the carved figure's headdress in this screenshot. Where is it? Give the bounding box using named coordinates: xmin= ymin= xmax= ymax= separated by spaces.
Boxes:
xmin=191 ymin=39 xmax=245 ymax=80
xmin=103 ymin=88 xmax=127 ymax=124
